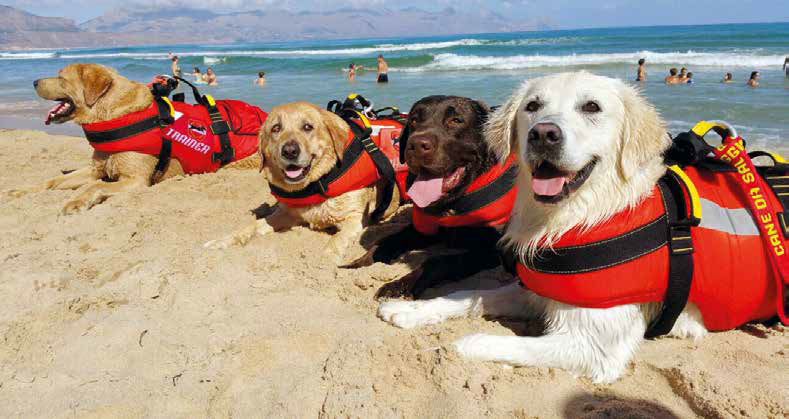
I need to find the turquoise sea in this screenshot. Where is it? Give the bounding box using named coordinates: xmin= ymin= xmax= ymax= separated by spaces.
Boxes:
xmin=1 ymin=22 xmax=787 ymax=149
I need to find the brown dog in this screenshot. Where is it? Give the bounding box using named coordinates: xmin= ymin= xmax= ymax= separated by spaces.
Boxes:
xmin=5 ymin=63 xmax=259 ymax=214
xmin=344 ymin=95 xmax=513 ymax=298
xmin=204 ymin=102 xmax=400 ymax=263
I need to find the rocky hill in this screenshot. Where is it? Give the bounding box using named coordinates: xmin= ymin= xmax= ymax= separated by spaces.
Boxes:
xmin=0 ymin=5 xmax=552 ymax=49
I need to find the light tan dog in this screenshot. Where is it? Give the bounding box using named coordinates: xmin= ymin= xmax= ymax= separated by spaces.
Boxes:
xmin=204 ymin=102 xmax=399 ymax=263
xmin=6 ymin=63 xmax=258 ymax=214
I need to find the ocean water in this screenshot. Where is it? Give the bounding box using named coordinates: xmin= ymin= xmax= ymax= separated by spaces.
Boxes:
xmin=1 ymin=22 xmax=787 ymax=150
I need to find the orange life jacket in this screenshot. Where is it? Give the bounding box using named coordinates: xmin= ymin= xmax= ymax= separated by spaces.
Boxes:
xmin=512 ymin=166 xmax=784 ymax=332
xmin=82 ymin=96 xmax=266 ymax=175
xmin=269 ymin=117 xmax=409 ymax=221
xmin=411 ymin=153 xmax=519 ymax=235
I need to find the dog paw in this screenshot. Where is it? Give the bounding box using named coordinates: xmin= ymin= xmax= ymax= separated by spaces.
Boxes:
xmin=378 ymin=300 xmax=445 ymax=329
xmin=453 ymin=334 xmax=503 ymax=361
xmin=203 ymin=236 xmax=236 ymax=250
xmin=339 ymin=247 xmax=378 ymax=269
xmin=60 ymin=199 xmax=88 ymax=215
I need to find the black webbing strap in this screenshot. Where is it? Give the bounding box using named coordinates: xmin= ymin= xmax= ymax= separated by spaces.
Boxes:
xmin=84 ymin=115 xmax=161 ymax=144
xmin=150 ymin=96 xmax=175 ymax=184
xmin=752 ymin=151 xmax=789 ymax=239
xmin=644 ymin=173 xmax=695 ymax=339
xmin=407 ymin=164 xmax=518 ymax=217
xmin=207 ymin=104 xmax=234 ymax=166
xmin=358 ymin=125 xmax=397 ymax=221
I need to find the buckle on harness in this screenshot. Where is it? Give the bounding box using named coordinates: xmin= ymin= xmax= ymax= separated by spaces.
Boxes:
xmin=211 ymin=120 xmax=230 ymax=135
xmin=668 ymin=223 xmax=693 ymax=256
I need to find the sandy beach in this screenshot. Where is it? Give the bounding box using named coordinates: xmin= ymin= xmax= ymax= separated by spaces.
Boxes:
xmin=1 ymin=129 xmax=787 ymax=418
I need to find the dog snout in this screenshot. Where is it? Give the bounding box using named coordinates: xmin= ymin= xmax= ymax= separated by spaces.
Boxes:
xmin=280 ymin=141 xmax=300 ymax=160
xmin=33 ymin=79 xmax=40 ymax=89
xmin=528 ymin=123 xmax=563 ymax=147
xmin=407 ymin=135 xmax=436 ymax=160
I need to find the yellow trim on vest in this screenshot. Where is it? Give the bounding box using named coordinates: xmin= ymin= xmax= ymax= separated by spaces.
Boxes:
xmin=353 ymin=110 xmax=372 ymax=129
xmin=768 ymin=152 xmax=788 ymax=164
xmin=668 ymin=165 xmax=702 ymax=221
xmin=204 ymin=95 xmax=217 ymax=107
xmin=347 ymin=93 xmax=358 ymax=100
xmin=160 ymin=97 xmax=175 ymax=117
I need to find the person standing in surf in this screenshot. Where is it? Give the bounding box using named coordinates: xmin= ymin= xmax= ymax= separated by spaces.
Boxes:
xmin=784 ymin=57 xmax=788 ymax=78
xmin=171 ymin=56 xmax=182 ymax=78
xmin=377 ymin=55 xmax=389 ymax=83
xmin=255 ymin=72 xmax=266 ymax=87
xmin=348 ymin=64 xmax=356 ymax=82
xmin=747 ymin=71 xmax=760 ymax=88
xmin=636 ymin=58 xmax=647 ymax=82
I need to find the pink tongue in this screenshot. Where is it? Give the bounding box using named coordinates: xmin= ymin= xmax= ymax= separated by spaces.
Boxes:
xmin=284 ymin=168 xmax=303 ymax=179
xmin=408 ymin=177 xmax=443 ymax=208
xmin=45 ymin=103 xmax=63 ymax=125
xmin=532 ymin=177 xmax=567 ymax=196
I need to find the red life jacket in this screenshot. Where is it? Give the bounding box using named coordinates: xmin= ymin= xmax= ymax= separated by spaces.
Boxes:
xmin=411 ymin=153 xmax=518 ymax=235
xmin=82 ymin=97 xmax=266 ymax=175
xmin=513 ymin=165 xmax=784 ymax=332
xmin=269 ymin=117 xmax=409 ymax=220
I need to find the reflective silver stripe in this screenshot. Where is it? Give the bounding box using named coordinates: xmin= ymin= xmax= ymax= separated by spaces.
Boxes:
xmin=698 ymin=198 xmax=759 ymax=236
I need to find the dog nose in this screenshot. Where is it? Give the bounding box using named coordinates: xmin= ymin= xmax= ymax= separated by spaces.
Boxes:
xmin=281 ymin=141 xmax=300 ymax=160
xmin=33 ymin=79 xmax=40 ymax=88
xmin=407 ymin=136 xmax=434 ymax=159
xmin=528 ymin=123 xmax=563 ymax=146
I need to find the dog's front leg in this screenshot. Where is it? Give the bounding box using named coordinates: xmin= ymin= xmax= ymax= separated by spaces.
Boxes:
xmin=453 ymin=303 xmax=646 ymax=383
xmin=61 ymin=174 xmax=148 ymax=214
xmin=204 ymin=204 xmax=296 ymax=249
xmin=4 ymin=166 xmax=99 ymax=198
xmin=327 ymin=217 xmax=366 ymax=265
xmin=378 ymin=282 xmax=542 ymax=329
xmin=341 ymin=224 xmax=439 ymax=269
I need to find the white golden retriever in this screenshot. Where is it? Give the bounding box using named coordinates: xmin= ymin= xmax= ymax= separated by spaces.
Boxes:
xmin=378 ymin=72 xmax=709 ymax=383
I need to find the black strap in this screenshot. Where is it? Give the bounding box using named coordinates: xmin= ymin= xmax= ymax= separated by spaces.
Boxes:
xmin=645 ymin=173 xmax=695 ymax=338
xmin=207 ymin=104 xmax=234 ymax=166
xmin=408 ymin=164 xmax=518 ymax=218
xmin=84 ymin=115 xmax=161 ymax=144
xmin=149 ymin=96 xmax=177 ymax=184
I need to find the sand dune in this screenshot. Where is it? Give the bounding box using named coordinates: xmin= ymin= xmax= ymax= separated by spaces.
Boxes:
xmin=1 ymin=129 xmax=786 ymax=418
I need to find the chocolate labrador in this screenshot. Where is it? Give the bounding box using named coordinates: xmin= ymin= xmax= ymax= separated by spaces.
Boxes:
xmin=344 ymin=95 xmax=517 ymax=299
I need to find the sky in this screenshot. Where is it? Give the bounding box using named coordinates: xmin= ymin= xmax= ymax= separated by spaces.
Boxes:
xmin=5 ymin=0 xmax=788 ymax=28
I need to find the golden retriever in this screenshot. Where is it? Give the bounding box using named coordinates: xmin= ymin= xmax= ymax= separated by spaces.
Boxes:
xmin=5 ymin=63 xmax=258 ymax=214
xmin=376 ymin=72 xmax=716 ymax=383
xmin=204 ymin=102 xmax=400 ymax=263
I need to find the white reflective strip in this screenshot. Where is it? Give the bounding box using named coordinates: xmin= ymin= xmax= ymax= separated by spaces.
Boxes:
xmin=699 ymin=198 xmax=759 ymax=236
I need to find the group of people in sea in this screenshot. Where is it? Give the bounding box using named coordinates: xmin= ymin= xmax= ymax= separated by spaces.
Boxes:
xmin=636 ymin=57 xmax=775 ymax=88
xmin=347 ymin=54 xmax=389 ymax=83
xmin=167 ymin=53 xmax=219 ymax=86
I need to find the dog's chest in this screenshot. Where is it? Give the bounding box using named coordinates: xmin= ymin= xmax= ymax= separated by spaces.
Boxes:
xmin=286 ymin=188 xmax=373 ymax=230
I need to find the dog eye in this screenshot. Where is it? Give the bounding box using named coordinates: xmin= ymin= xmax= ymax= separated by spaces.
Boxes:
xmin=303 ymin=123 xmax=313 ymax=132
xmin=581 ymin=101 xmax=601 ymax=113
xmin=525 ymin=101 xmax=541 ymax=112
xmin=450 ymin=117 xmax=464 ymax=124
xmin=271 ymin=123 xmax=281 ymax=133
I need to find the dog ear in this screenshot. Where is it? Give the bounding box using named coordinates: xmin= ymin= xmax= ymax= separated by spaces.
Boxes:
xmin=319 ymin=109 xmax=349 ymax=163
xmin=78 ymin=65 xmax=113 ymax=108
xmin=397 ymin=123 xmax=410 ymax=164
xmin=617 ymin=83 xmax=669 ymax=181
xmin=484 ymin=81 xmax=528 ymax=160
